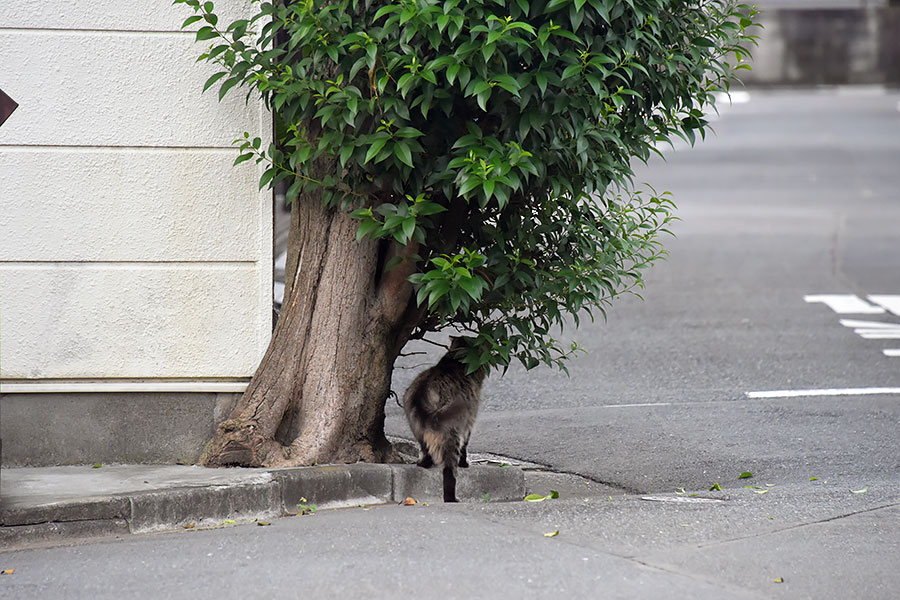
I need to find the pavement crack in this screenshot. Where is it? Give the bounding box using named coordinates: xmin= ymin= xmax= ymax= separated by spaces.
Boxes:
xmin=693 ymin=501 xmax=900 ymax=550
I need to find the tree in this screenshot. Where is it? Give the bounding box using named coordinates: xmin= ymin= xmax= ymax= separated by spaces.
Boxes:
xmin=174 ymin=0 xmax=758 ymax=467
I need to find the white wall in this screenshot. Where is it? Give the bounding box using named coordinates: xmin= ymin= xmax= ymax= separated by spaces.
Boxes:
xmin=0 ymin=1 xmax=272 ymax=389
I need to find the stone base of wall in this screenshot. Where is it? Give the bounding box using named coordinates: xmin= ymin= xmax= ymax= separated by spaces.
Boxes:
xmin=743 ymin=7 xmax=900 ymax=86
xmin=0 ymin=393 xmax=240 ymax=467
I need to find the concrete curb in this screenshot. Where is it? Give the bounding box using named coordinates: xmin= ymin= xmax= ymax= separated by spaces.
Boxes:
xmin=0 ymin=464 xmax=525 ymax=547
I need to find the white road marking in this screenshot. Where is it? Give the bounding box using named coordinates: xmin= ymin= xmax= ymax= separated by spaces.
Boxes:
xmin=868 ymin=295 xmax=900 ymax=316
xmin=884 ymin=350 xmax=900 ymax=357
xmin=605 ymin=402 xmax=672 ymax=408
xmin=747 ymin=388 xmax=900 ymax=399
xmin=839 ymin=319 xmax=899 ymax=329
xmin=839 ymin=318 xmax=900 ymax=340
xmin=804 ymin=295 xmax=885 ymax=314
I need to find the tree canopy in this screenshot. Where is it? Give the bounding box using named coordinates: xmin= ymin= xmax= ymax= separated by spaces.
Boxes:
xmin=176 ymin=0 xmax=758 ymax=373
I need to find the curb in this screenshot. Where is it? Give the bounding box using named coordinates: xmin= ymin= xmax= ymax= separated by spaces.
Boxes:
xmin=0 ymin=464 xmax=525 ymax=548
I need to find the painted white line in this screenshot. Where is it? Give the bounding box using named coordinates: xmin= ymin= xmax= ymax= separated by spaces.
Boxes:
xmin=839 ymin=319 xmax=899 ymax=329
xmin=804 ymin=295 xmax=885 ymax=314
xmin=747 ymin=388 xmax=900 ymax=399
xmin=858 ymin=332 xmax=900 ymax=339
xmin=884 ymin=350 xmax=900 ymax=357
xmin=605 ymin=402 xmax=672 ymax=408
xmin=868 ymin=295 xmax=900 ymax=317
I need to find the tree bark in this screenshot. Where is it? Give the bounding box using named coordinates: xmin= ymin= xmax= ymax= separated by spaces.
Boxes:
xmin=200 ymin=194 xmax=421 ymax=467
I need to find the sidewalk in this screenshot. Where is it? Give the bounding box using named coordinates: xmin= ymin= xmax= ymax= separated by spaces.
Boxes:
xmin=0 ymin=461 xmax=526 ymax=549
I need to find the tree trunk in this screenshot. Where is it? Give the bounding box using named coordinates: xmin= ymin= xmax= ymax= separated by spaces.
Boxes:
xmin=200 ymin=194 xmax=421 ymax=467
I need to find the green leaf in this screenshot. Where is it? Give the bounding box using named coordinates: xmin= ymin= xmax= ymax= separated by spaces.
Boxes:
xmin=421 ymin=69 xmax=438 ymax=85
xmin=203 ymin=71 xmax=227 ymax=92
xmin=195 ymin=26 xmax=218 ymax=41
xmin=182 ymin=15 xmax=203 ymax=28
xmin=364 ymin=137 xmax=389 ymax=164
xmin=258 ymin=167 xmax=276 ymax=190
xmin=394 ymin=142 xmax=414 ymax=167
xmin=218 ymin=76 xmax=241 ymax=100
xmin=709 ymin=483 xmax=722 ymax=491
xmin=401 ymin=216 xmax=416 ymax=241
xmin=232 ymin=153 xmax=254 ymax=166
xmin=561 ymin=64 xmax=582 ymax=80
xmin=524 ymin=490 xmax=559 ymax=502
xmin=476 ymin=88 xmax=491 ymax=111
xmin=446 ymin=62 xmax=461 ymax=85
xmin=738 ymin=472 xmax=753 ymax=480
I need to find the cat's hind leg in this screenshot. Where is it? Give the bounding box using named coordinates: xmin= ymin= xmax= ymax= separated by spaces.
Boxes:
xmin=416 ymin=439 xmax=434 ymax=468
xmin=458 ymin=432 xmax=471 ymax=468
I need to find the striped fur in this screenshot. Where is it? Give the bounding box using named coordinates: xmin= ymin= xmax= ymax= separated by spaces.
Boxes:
xmin=402 ymin=338 xmax=487 ymax=502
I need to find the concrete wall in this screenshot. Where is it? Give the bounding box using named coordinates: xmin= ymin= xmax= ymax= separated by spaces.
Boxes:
xmin=743 ymin=7 xmax=900 ymax=86
xmin=0 ymin=1 xmax=271 ymax=465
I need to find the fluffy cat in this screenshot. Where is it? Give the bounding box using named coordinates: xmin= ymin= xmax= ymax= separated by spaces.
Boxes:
xmin=402 ymin=337 xmax=487 ymax=502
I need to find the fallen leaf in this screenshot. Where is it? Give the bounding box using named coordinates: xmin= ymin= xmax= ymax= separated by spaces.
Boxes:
xmin=675 ymin=488 xmax=687 ymax=495
xmin=851 ymin=487 xmax=868 ymax=494
xmin=403 ymin=497 xmax=417 ymax=506
xmin=543 ymin=530 xmax=559 ymax=537
xmin=92 ymin=463 xmax=102 ymax=469
xmin=709 ymin=483 xmax=722 ymax=491
xmin=739 ymin=472 xmax=753 ymax=480
xmin=810 ymin=477 xmax=818 ymax=481
xmin=257 ymin=521 xmax=271 ymax=527
xmin=2 ymin=569 xmax=14 ymax=575
xmin=765 ymin=483 xmax=776 ymax=487
xmin=773 ymin=577 xmax=784 ymax=583
xmin=754 ymin=489 xmax=769 ymax=495
xmin=221 ymin=519 xmax=237 ymax=525
xmin=183 ymin=523 xmax=195 ymax=529
xmin=524 ymin=490 xmax=559 ymax=502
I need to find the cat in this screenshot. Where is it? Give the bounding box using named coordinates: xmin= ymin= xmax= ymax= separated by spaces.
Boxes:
xmin=402 ymin=337 xmax=487 ymax=502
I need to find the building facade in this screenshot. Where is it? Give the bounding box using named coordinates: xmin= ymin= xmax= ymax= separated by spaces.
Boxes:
xmin=0 ymin=1 xmax=272 ymax=465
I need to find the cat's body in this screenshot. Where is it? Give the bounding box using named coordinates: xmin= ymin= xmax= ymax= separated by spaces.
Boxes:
xmin=402 ymin=338 xmax=487 ymax=502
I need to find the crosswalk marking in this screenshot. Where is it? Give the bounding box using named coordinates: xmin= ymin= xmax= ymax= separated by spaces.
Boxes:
xmin=839 ymin=319 xmax=900 ymax=339
xmin=868 ymin=295 xmax=900 ymax=316
xmin=806 ymin=297 xmax=900 ymax=358
xmin=804 ymin=295 xmax=885 ymax=314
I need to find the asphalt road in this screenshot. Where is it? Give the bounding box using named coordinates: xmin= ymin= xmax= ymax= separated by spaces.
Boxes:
xmin=388 ymin=87 xmax=900 ymax=495
xmin=4 ymin=89 xmax=899 ymax=599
